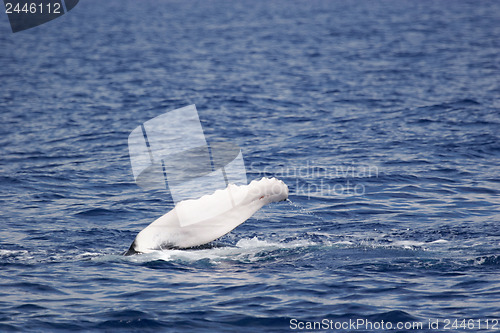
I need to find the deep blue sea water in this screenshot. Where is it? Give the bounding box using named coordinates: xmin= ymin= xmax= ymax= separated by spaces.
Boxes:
xmin=1 ymin=1 xmax=500 ymax=332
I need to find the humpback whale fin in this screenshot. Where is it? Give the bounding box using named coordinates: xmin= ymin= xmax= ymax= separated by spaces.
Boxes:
xmin=126 ymin=177 xmax=288 ymax=254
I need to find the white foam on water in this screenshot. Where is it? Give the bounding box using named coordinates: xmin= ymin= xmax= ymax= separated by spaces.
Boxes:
xmin=392 ymin=240 xmax=426 ymax=249
xmin=331 ymin=240 xmax=354 ymax=246
xmin=429 ymin=239 xmax=449 ymax=244
xmin=0 ymin=249 xmax=28 ymax=256
xmin=121 ymin=236 xmax=316 ymax=265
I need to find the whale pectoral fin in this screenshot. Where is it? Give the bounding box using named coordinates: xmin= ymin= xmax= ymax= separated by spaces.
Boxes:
xmin=126 ymin=177 xmax=289 ymax=254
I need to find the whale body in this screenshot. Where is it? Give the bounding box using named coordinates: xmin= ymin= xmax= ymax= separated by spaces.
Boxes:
xmin=126 ymin=177 xmax=289 ymax=254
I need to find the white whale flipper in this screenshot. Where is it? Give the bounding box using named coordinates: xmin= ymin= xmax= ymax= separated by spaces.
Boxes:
xmin=126 ymin=177 xmax=289 ymax=254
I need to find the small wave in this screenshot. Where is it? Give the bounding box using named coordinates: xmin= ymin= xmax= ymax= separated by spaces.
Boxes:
xmin=472 ymin=255 xmax=500 ymax=267
xmin=74 ymin=208 xmax=123 ymax=217
xmin=13 ymin=303 xmax=47 ymax=311
xmin=367 ymin=310 xmax=418 ymax=323
xmin=95 ymin=318 xmax=167 ymax=330
xmin=4 ymin=282 xmax=66 ymax=295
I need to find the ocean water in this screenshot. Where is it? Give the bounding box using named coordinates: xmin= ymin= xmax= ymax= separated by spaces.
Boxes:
xmin=1 ymin=0 xmax=500 ymax=331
